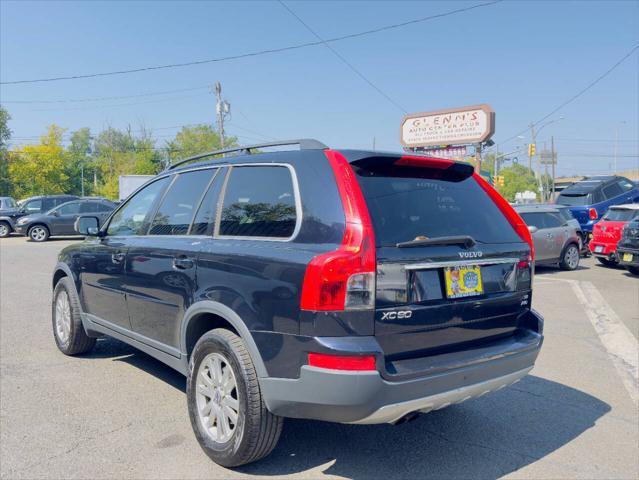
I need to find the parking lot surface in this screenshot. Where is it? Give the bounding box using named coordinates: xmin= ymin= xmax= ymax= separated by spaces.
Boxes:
xmin=1 ymin=236 xmax=637 ymax=479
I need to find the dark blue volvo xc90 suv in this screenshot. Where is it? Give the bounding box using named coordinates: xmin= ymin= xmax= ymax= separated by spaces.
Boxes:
xmin=51 ymin=140 xmax=543 ymax=467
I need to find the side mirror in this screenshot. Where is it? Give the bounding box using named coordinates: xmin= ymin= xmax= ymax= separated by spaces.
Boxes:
xmin=52 ymin=210 xmax=60 ymax=217
xmin=75 ymin=216 xmax=101 ymax=236
xmin=528 ymin=225 xmax=539 ymax=234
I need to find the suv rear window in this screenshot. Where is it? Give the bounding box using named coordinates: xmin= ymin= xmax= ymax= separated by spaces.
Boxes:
xmin=352 ymin=165 xmax=521 ymax=247
xmin=603 ymin=209 xmax=639 ymax=222
xmin=557 ymin=193 xmax=591 ymax=206
xmin=219 ymin=166 xmax=297 ymax=238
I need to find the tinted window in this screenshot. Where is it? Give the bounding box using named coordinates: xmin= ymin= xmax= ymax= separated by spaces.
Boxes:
xmin=219 ymin=166 xmax=297 ymax=238
xmin=56 ymin=202 xmax=81 ymax=215
xmin=107 ymin=177 xmax=170 ymax=236
xmin=98 ymin=201 xmax=115 ymax=212
xmin=618 ymin=179 xmax=635 ymax=192
xmin=520 ymin=212 xmax=545 ymax=229
xmin=24 ymin=199 xmax=42 ymax=213
xmin=602 ymin=183 xmax=623 ymax=199
xmin=80 ymin=201 xmax=98 ymax=214
xmin=556 ymin=208 xmax=574 ymax=223
xmin=191 ymin=169 xmax=223 ymax=235
xmin=556 ymin=193 xmax=591 ymax=206
xmin=603 ymin=209 xmax=639 ymax=222
xmin=544 ymin=213 xmax=563 ymax=228
xmin=1 ymin=198 xmax=16 ymax=209
xmin=353 ymin=165 xmax=521 ymax=246
xmin=149 ymin=170 xmax=215 ymax=235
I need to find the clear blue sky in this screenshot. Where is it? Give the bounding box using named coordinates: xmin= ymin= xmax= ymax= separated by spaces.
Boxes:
xmin=1 ymin=0 xmax=637 ymax=176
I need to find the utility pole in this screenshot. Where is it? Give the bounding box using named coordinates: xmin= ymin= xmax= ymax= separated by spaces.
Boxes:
xmin=372 ymin=136 xmax=376 ymax=151
xmin=214 ymin=82 xmax=231 ymax=149
xmin=551 ymin=136 xmax=556 ymax=200
xmin=475 ymin=143 xmax=482 ymax=173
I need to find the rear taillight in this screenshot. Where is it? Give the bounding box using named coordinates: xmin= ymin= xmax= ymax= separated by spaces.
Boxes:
xmin=300 ymin=150 xmax=376 ymax=311
xmin=589 ymin=208 xmax=598 ymax=220
xmin=308 ymin=353 xmax=377 ymax=371
xmin=473 ymin=173 xmax=535 ymax=261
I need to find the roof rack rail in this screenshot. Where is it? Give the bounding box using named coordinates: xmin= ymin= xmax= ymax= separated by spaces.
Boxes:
xmin=167 ymin=138 xmax=328 ymax=170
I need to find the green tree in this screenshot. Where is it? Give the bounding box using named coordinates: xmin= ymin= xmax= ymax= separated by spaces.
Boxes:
xmin=0 ymin=107 xmax=12 ymax=196
xmin=66 ymin=128 xmax=94 ymax=196
xmin=93 ymin=126 xmax=163 ymax=199
xmin=166 ymin=125 xmax=237 ymax=163
xmin=498 ymin=163 xmax=539 ymax=202
xmin=8 ymin=125 xmax=69 ymax=198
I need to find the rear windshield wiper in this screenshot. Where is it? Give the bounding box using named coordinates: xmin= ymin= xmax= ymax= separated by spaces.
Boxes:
xmin=396 ymin=235 xmax=476 ymax=249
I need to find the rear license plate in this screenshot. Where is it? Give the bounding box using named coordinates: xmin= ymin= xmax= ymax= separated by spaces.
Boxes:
xmin=444 ymin=265 xmax=483 ymax=299
xmin=595 ymin=246 xmax=604 ymax=253
xmin=623 ymin=253 xmax=633 ymax=262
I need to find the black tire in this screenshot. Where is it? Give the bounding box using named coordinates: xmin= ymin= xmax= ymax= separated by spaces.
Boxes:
xmin=0 ymin=221 xmax=11 ymax=238
xmin=28 ymin=224 xmax=50 ymax=242
xmin=559 ymin=243 xmax=580 ymax=271
xmin=52 ymin=277 xmax=96 ymax=355
xmin=626 ymin=266 xmax=639 ymax=276
xmin=187 ymin=329 xmax=283 ymax=467
xmin=597 ymin=257 xmax=619 ymax=267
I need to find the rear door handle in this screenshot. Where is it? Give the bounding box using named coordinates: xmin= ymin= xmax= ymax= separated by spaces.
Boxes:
xmin=173 ymin=256 xmax=194 ymax=270
xmin=111 ymin=252 xmax=125 ymax=264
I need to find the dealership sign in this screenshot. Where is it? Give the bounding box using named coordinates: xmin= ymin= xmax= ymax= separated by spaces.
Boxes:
xmin=400 ymin=104 xmax=495 ymax=148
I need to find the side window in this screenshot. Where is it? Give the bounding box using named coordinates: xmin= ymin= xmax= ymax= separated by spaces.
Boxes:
xmin=219 ymin=166 xmax=297 ymax=238
xmin=24 ymin=199 xmax=42 ymax=213
xmin=43 ymin=199 xmax=56 ymax=211
xmin=544 ymin=213 xmax=563 ymax=228
xmin=602 ymin=183 xmax=623 ymax=199
xmin=521 ymin=212 xmax=544 ymax=229
xmin=149 ymin=169 xmax=215 ymax=235
xmin=57 ymin=202 xmax=81 ymax=215
xmin=98 ymin=202 xmax=115 ymax=212
xmin=618 ymin=179 xmax=634 ymax=192
xmin=80 ymin=202 xmax=98 ymax=214
xmin=107 ymin=177 xmax=170 ymax=236
xmin=191 ymin=169 xmax=224 ymax=235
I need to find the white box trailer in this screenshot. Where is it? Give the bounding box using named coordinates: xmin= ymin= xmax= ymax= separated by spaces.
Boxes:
xmin=118 ymin=175 xmax=155 ymax=201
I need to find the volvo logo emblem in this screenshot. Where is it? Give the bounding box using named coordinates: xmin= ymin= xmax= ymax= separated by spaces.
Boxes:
xmin=459 ymin=251 xmax=483 ymax=258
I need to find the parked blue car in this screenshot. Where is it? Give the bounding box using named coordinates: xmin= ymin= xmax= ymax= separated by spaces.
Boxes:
xmin=556 ymin=176 xmax=639 ymax=239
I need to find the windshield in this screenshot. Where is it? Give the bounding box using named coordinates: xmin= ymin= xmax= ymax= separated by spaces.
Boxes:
xmin=1 ymin=198 xmax=17 ymax=209
xmin=556 ymin=193 xmax=591 ymax=206
xmin=603 ymin=209 xmax=639 ymax=222
xmin=352 ymin=164 xmax=521 ymax=246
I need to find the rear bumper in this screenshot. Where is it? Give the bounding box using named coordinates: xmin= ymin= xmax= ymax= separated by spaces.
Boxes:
xmin=260 ymin=312 xmax=543 ymax=424
xmin=589 ymin=240 xmax=618 ymax=257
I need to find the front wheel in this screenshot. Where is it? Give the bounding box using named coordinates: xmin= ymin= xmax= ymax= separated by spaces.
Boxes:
xmin=0 ymin=221 xmax=11 ymax=238
xmin=28 ymin=224 xmax=49 ymax=242
xmin=52 ymin=277 xmax=96 ymax=355
xmin=560 ymin=243 xmax=580 ymax=271
xmin=187 ymin=329 xmax=283 ymax=467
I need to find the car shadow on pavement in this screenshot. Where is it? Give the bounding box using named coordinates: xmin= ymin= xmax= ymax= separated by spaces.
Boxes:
xmin=238 ymin=375 xmax=610 ymax=479
xmin=82 ymin=337 xmax=186 ymax=391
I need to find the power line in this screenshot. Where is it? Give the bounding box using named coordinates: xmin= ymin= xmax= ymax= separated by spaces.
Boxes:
xmin=0 ymin=1 xmax=502 ymax=85
xmin=498 ymin=44 xmax=639 ymax=145
xmin=278 ymin=0 xmax=407 ymax=113
xmin=0 ymin=85 xmax=209 ymax=104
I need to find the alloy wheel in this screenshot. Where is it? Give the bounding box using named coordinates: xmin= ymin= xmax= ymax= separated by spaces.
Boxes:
xmin=55 ymin=290 xmax=72 ymax=344
xmin=0 ymin=224 xmax=8 ymax=237
xmin=565 ymin=245 xmax=579 ymax=269
xmin=30 ymin=226 xmax=47 ymax=242
xmin=195 ymin=352 xmax=240 ymax=444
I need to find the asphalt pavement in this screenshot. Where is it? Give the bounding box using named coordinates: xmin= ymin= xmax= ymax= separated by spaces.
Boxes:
xmin=1 ymin=236 xmax=637 ymax=479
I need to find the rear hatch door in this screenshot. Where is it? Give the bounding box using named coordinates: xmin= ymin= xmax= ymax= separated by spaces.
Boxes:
xmin=348 ymin=154 xmax=532 ymax=362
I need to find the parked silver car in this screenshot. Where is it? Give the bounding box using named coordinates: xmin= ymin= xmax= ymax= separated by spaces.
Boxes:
xmin=514 ymin=205 xmax=581 ymax=270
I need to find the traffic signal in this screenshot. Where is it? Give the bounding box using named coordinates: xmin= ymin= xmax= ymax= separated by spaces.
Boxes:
xmin=493 ymin=175 xmax=505 ymax=187
xmin=528 ymin=143 xmax=536 ymax=157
